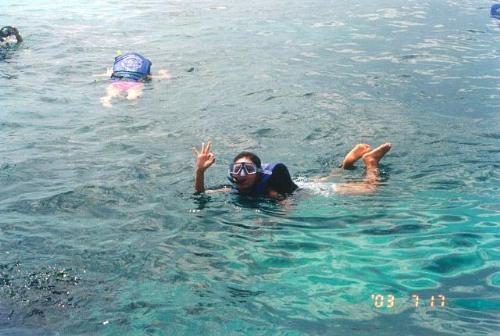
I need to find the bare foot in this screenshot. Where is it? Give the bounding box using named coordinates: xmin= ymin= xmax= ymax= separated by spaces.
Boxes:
xmin=157 ymin=69 xmax=171 ymax=80
xmin=341 ymin=143 xmax=372 ymax=169
xmin=126 ymin=88 xmax=143 ymax=100
xmin=362 ymin=143 xmax=392 ymax=169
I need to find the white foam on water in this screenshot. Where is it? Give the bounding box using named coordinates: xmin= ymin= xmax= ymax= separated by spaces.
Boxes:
xmin=295 ymin=177 xmax=337 ymax=197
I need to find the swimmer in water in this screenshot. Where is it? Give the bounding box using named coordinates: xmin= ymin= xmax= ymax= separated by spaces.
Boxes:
xmin=193 ymin=141 xmax=392 ymax=200
xmin=0 ymin=26 xmax=22 ymax=45
xmin=94 ymin=52 xmax=171 ymax=107
xmin=0 ymin=26 xmax=22 ymax=61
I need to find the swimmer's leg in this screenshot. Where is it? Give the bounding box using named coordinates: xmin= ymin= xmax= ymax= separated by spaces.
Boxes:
xmin=362 ymin=143 xmax=391 ymax=181
xmin=126 ymin=85 xmax=144 ymax=100
xmin=340 ymin=143 xmax=371 ymax=169
xmin=101 ymin=85 xmax=120 ymax=108
xmin=314 ymin=143 xmax=371 ymax=182
xmin=335 ymin=143 xmax=391 ymax=195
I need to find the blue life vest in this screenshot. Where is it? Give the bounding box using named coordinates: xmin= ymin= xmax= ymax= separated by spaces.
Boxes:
xmin=230 ymin=163 xmax=296 ymax=197
xmin=111 ymin=52 xmax=151 ymax=81
xmin=492 ymin=4 xmax=500 ymax=18
xmin=253 ymin=163 xmax=277 ymax=196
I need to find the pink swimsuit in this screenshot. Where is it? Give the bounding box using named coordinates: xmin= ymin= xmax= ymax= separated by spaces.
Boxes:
xmin=111 ymin=80 xmax=144 ymax=91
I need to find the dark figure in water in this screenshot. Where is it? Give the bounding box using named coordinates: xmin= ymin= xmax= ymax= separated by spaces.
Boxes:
xmin=0 ymin=26 xmax=22 ymax=61
xmin=0 ymin=26 xmax=22 ymax=45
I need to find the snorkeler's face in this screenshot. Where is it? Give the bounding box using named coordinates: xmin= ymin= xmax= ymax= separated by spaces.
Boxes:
xmin=231 ymin=157 xmax=258 ymax=191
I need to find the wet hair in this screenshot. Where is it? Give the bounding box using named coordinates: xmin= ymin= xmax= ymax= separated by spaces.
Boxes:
xmin=233 ymin=151 xmax=262 ymax=168
xmin=267 ymin=163 xmax=298 ymax=194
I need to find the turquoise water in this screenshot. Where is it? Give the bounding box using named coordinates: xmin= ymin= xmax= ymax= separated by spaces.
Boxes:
xmin=1 ymin=0 xmax=499 ymax=335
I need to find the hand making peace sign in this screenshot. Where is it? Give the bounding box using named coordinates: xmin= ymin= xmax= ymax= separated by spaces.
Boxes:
xmin=193 ymin=141 xmax=216 ymax=172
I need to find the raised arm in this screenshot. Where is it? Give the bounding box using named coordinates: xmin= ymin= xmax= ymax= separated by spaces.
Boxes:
xmin=193 ymin=141 xmax=216 ymax=193
xmin=149 ymin=69 xmax=171 ymax=80
xmin=93 ymin=67 xmax=113 ymax=78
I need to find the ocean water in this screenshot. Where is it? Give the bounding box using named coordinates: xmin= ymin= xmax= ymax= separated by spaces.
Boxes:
xmin=1 ymin=0 xmax=499 ymax=335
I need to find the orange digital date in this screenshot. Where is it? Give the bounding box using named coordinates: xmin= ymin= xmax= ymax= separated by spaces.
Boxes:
xmin=370 ymin=294 xmax=446 ymax=308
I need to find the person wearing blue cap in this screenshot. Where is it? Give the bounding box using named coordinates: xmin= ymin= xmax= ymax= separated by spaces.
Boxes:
xmin=95 ymin=52 xmax=170 ymax=107
xmin=193 ymin=141 xmax=392 ymax=200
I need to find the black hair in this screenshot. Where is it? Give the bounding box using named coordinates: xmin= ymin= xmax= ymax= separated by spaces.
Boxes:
xmin=267 ymin=163 xmax=298 ymax=194
xmin=233 ymin=151 xmax=262 ymax=168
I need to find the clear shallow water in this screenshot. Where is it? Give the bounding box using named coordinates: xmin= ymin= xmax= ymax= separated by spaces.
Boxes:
xmin=1 ymin=0 xmax=499 ymax=335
